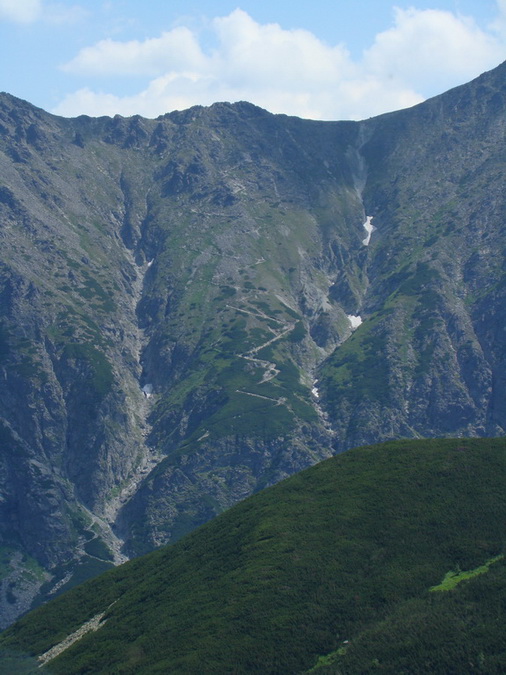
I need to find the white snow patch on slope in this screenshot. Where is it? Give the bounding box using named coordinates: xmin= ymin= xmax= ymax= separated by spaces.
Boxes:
xmin=142 ymin=383 xmax=153 ymax=398
xmin=362 ymin=216 xmax=374 ymax=246
xmin=347 ymin=315 xmax=362 ymax=330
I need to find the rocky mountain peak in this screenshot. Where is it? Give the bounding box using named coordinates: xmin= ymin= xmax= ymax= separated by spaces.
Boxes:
xmin=0 ymin=62 xmax=505 ymax=626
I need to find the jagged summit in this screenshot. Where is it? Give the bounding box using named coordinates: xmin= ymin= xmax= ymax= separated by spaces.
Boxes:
xmin=0 ymin=61 xmax=506 ymax=625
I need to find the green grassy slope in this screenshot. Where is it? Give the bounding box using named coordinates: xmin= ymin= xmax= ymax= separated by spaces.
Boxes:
xmin=2 ymin=437 xmax=506 ymax=673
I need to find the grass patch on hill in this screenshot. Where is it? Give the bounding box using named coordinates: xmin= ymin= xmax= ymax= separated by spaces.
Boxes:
xmin=429 ymin=554 xmax=504 ymax=592
xmin=319 ymin=316 xmax=389 ymax=406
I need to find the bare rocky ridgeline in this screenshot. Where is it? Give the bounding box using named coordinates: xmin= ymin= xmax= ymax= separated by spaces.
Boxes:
xmin=0 ymin=61 xmax=506 ymax=625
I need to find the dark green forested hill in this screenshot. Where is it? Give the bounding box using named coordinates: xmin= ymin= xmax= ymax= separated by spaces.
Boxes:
xmin=1 ymin=437 xmax=506 ymax=674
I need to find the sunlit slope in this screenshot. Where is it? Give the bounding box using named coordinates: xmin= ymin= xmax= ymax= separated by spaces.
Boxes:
xmin=2 ymin=437 xmax=506 ymax=673
xmin=2 ymin=62 xmax=506 ymax=623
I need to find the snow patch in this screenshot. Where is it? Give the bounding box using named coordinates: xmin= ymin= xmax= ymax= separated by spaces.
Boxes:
xmin=312 ymin=385 xmax=320 ymax=398
xmin=147 ymin=258 xmax=154 ymax=267
xmin=142 ymin=383 xmax=153 ymax=398
xmin=362 ymin=216 xmax=374 ymax=246
xmin=347 ymin=315 xmax=362 ymax=330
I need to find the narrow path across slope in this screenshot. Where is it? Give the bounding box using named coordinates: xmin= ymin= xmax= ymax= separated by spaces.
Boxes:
xmin=226 ymin=303 xmax=296 ymax=385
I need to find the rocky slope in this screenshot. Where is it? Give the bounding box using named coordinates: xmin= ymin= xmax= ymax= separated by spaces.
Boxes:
xmin=0 ymin=62 xmax=505 ymax=625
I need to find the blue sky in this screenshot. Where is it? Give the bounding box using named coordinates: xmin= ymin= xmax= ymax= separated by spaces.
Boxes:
xmin=1 ymin=0 xmax=505 ymax=120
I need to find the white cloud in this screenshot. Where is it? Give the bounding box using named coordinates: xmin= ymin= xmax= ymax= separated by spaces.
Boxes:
xmin=53 ymin=6 xmax=506 ymax=121
xmin=211 ymin=10 xmax=351 ymax=88
xmin=0 ymin=0 xmax=85 ymax=24
xmin=0 ymin=0 xmax=41 ymax=22
xmin=63 ymin=27 xmax=206 ymax=76
xmin=53 ymin=77 xmax=206 ymax=119
xmin=364 ymin=7 xmax=505 ymax=93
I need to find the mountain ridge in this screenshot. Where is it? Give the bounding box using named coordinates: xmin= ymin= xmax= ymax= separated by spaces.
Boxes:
xmin=0 ymin=61 xmax=505 ymax=624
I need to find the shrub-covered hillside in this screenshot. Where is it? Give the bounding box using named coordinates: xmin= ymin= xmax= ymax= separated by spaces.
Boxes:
xmin=1 ymin=437 xmax=506 ymax=673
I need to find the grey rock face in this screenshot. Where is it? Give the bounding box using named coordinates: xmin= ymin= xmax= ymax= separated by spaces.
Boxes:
xmin=0 ymin=63 xmax=506 ymax=624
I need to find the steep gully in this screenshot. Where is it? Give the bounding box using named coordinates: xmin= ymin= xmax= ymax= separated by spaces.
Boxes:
xmin=310 ymin=128 xmax=374 ymax=399
xmin=99 ymin=251 xmax=161 ymax=544
xmin=88 ymin=137 xmax=375 ymax=560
